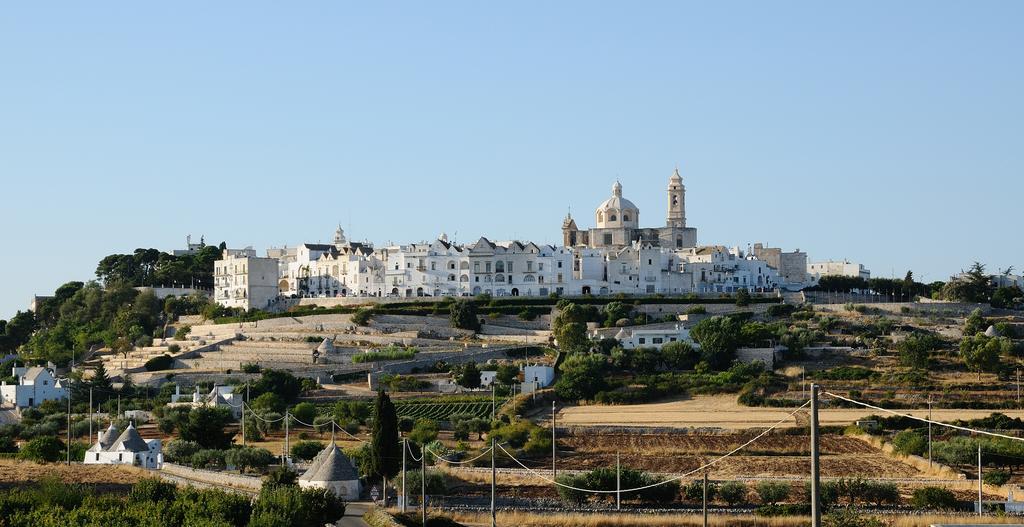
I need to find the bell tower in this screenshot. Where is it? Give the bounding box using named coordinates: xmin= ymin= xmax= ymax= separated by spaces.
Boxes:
xmin=666 ymin=167 xmax=685 ymax=228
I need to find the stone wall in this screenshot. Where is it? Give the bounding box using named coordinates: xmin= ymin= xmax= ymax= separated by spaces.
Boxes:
xmin=160 ymin=462 xmax=263 ymax=492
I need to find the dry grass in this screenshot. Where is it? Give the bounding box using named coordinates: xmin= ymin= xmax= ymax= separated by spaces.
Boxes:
xmin=450 ymin=510 xmax=1024 ymax=527
xmin=0 ymin=459 xmax=147 ymax=487
xmin=557 ymin=394 xmax=1024 ymax=429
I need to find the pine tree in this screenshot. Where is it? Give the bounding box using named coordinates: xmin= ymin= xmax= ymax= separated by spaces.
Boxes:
xmin=92 ymin=363 xmax=112 ymax=392
xmin=369 ymin=390 xmax=401 ymax=481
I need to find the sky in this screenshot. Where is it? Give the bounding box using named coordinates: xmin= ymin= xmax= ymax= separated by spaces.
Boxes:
xmin=1 ymin=2 xmax=1022 ymax=319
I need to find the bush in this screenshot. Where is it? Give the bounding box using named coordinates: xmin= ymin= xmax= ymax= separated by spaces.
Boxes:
xmin=191 ymin=449 xmax=226 ymax=470
xmin=402 ymin=469 xmax=447 ymax=496
xmin=351 ymin=308 xmax=373 ymax=326
xmin=225 ymin=446 xmax=275 ymax=473
xmin=174 ymin=325 xmax=191 ymax=340
xmin=241 ymin=362 xmax=261 ymax=374
xmin=352 ymin=346 xmax=417 ymax=363
xmin=756 ymin=481 xmax=790 ymax=505
xmin=556 ymin=467 xmax=679 ymax=505
xmin=144 ymin=354 xmax=174 ymax=371
xmin=18 ymin=436 xmax=65 ymax=463
xmin=164 ymin=440 xmax=201 ymax=463
xmin=291 ymin=402 xmax=317 ymax=425
xmin=249 ymin=484 xmax=346 ymax=527
xmin=290 ymin=440 xmax=324 ymax=462
xmin=911 ymin=486 xmax=958 ymax=510
xmin=891 ymin=430 xmax=927 ymax=456
xmin=449 ymin=300 xmax=480 ymax=332
xmin=984 ymin=469 xmax=1010 ymax=486
xmin=684 ymin=480 xmax=718 ymax=502
xmin=129 ymin=478 xmax=177 ymax=502
xmin=766 ymin=304 xmax=796 ymax=317
xmin=263 ymin=466 xmax=298 ymax=487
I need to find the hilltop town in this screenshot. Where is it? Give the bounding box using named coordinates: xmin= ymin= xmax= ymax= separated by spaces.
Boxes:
xmin=2 ymin=169 xmax=1024 ymax=527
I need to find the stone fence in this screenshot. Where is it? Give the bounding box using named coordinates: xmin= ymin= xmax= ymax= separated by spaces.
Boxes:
xmin=160 ymin=462 xmax=263 ymax=492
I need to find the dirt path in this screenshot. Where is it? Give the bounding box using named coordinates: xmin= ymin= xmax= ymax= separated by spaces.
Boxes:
xmin=557 ymin=395 xmax=1024 ymax=429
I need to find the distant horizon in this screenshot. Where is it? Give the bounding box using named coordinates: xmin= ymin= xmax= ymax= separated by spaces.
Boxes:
xmin=3 ymin=2 xmax=1022 ymax=319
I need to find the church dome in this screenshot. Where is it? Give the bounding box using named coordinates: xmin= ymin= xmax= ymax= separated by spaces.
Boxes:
xmin=595 ymin=181 xmax=639 ymax=228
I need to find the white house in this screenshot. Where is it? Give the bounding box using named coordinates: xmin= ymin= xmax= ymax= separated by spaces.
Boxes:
xmin=609 ymin=324 xmax=693 ymax=350
xmin=298 ymin=441 xmax=362 ymax=498
xmin=213 ymin=249 xmax=279 ymax=311
xmin=84 ymin=423 xmax=163 ymax=469
xmin=0 ymin=366 xmax=68 ymax=408
xmin=166 ymin=385 xmax=242 ymax=418
xmin=479 ymin=371 xmax=497 ymax=387
xmin=522 ymin=365 xmax=555 ymax=388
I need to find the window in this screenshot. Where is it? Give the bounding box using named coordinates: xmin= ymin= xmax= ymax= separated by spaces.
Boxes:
xmin=603 ymin=233 xmax=613 ymax=245
xmin=486 ymin=262 xmax=492 ymax=273
xmin=653 ymin=337 xmax=664 ymax=344
xmin=539 ymin=263 xmax=544 ymax=271
xmin=610 ymin=214 xmax=617 ymax=222
xmin=638 ymin=337 xmax=646 ymax=344
xmin=507 ymin=262 xmax=513 ymax=273
xmin=527 ymin=261 xmax=533 ymax=272
xmin=474 ymin=262 xmax=480 ymax=272
xmin=623 ymin=214 xmax=630 ymax=221
xmin=495 ymin=261 xmax=505 ymax=273
xmin=557 ymin=261 xmax=562 ymax=268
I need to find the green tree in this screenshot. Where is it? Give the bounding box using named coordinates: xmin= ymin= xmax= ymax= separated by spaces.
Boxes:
xmin=18 ymin=436 xmax=65 ymax=463
xmin=554 ymin=352 xmax=608 ymax=400
xmin=178 ymin=407 xmax=233 ymax=450
xmin=408 ymin=418 xmax=439 ymax=445
xmin=718 ymin=481 xmax=747 ymax=506
xmin=892 ymin=430 xmax=927 ymax=456
xmin=755 ymin=481 xmax=790 ymax=505
xmin=992 ymin=286 xmax=1024 ymax=309
xmin=249 ymin=484 xmax=346 ymax=527
xmin=960 ymin=335 xmax=1009 ymax=377
xmin=252 ymin=392 xmax=286 ymax=414
xmin=368 ymin=390 xmax=401 ymax=482
xmin=290 ymin=402 xmax=317 ymax=425
xmin=251 ymin=369 xmax=303 ymax=403
xmin=910 ymin=486 xmax=957 ymax=509
xmin=495 ymin=363 xmax=520 ymax=385
xmin=449 ymin=299 xmax=480 ymax=332
xmin=735 ymin=288 xmax=751 ymax=307
xmin=289 ymin=441 xmax=324 ymax=462
xmin=454 ymin=361 xmax=482 ymax=389
xmin=896 ymin=333 xmax=942 ymax=369
xmin=555 ymin=321 xmax=590 ymax=354
xmin=942 ymin=262 xmax=994 ymax=303
xmin=964 ymin=308 xmax=988 ymax=337
xmin=660 ymin=341 xmax=700 ymax=370
xmin=689 ymin=316 xmax=742 ymax=370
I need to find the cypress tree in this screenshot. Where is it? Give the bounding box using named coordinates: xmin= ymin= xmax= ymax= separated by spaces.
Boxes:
xmin=369 ymin=390 xmax=400 ymax=481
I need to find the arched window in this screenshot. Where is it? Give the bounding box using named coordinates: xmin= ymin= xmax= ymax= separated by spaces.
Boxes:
xmin=495 ymin=274 xmax=506 ymax=283
xmin=622 ymin=214 xmax=630 ymax=222
xmin=460 ymin=274 xmax=469 ymax=282
xmin=598 ymin=212 xmax=604 ymax=222
xmin=448 ymin=274 xmax=456 ymax=281
xmin=609 ymin=214 xmax=617 ymax=222
xmin=523 ymin=275 xmax=536 ymax=282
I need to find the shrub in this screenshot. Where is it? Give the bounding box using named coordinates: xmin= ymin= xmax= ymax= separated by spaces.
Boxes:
xmin=756 ymin=481 xmax=790 ymax=505
xmin=684 ymin=480 xmax=718 ymax=502
xmin=766 ymin=304 xmax=796 ymax=317
xmin=144 ymin=354 xmax=174 ymax=371
xmin=402 ymin=469 xmax=447 ymax=496
xmin=685 ymin=305 xmax=708 ymax=315
xmin=910 ymin=486 xmax=958 ymax=509
xmin=18 ymin=436 xmax=65 ymax=463
xmin=167 ymin=343 xmax=181 ymax=353
xmin=249 ymin=484 xmax=346 ymax=527
xmin=164 ymin=440 xmax=201 ymax=463
xmin=241 ymin=362 xmax=261 ymax=374
xmin=190 ymin=449 xmax=226 ymax=470
xmin=291 ymin=402 xmax=317 ymax=425
xmin=891 ymin=430 xmax=927 ymax=456
xmin=556 ymin=467 xmax=679 ymax=505
xmin=351 ymin=308 xmax=373 ymax=326
xmin=129 ymin=478 xmax=177 ymax=502
xmin=174 ymin=325 xmax=192 ymax=340
xmin=225 ymin=446 xmax=275 ymax=473
xmin=984 ymin=469 xmax=1010 ymax=486
xmin=263 ymin=466 xmax=298 ymax=488
xmin=450 ymin=299 xmax=480 ymax=332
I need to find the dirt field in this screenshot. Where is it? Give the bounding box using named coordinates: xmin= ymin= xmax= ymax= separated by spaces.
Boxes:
xmin=557 ymin=395 xmax=1024 ymax=429
xmin=0 ymin=459 xmax=147 ymax=492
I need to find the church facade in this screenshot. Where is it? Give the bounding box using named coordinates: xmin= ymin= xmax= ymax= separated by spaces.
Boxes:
xmin=561 ymin=168 xmax=697 ymax=250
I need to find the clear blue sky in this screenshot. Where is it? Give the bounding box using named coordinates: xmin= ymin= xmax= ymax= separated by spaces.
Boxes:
xmin=2 ymin=2 xmax=1022 ymax=319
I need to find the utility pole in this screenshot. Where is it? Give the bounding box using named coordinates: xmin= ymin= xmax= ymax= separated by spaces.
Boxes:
xmin=616 ymin=451 xmax=621 ymax=511
xmin=421 ymin=445 xmax=427 ymax=527
xmin=242 ymin=382 xmax=248 ymax=447
xmin=117 ymin=394 xmax=121 ymax=419
xmin=402 ymin=439 xmax=407 ymax=514
xmin=978 ymin=443 xmax=983 ymax=516
xmin=552 ymin=402 xmax=557 ymax=479
xmin=1017 ymin=369 xmax=1020 ymax=408
xmin=283 ymin=410 xmax=289 ymax=465
xmin=491 ymin=437 xmax=496 ymax=527
xmin=491 ymin=383 xmax=495 ymax=421
xmin=927 ymin=400 xmax=933 ymax=468
xmin=810 ymin=384 xmax=821 ymax=527
xmin=66 ymin=379 xmax=72 ymax=466
xmin=89 ymin=387 xmax=93 ymax=444
xmin=702 ymin=471 xmax=709 ymax=527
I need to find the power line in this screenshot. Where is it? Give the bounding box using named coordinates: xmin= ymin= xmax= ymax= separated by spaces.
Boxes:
xmin=496 ymin=400 xmax=811 ymax=494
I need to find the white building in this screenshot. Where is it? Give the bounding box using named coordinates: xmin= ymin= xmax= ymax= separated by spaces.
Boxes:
xmin=807 ymin=260 xmax=871 ymax=282
xmin=0 ymin=366 xmax=67 ymax=408
xmin=681 ymin=246 xmax=782 ymax=294
xmin=167 ymin=385 xmax=242 ymax=418
xmin=523 ymin=365 xmax=555 ymax=388
xmin=479 ymin=371 xmax=497 ymax=387
xmin=213 ymin=249 xmax=280 ymax=311
xmin=84 ymin=422 xmax=163 ymax=469
xmin=298 ymin=441 xmax=362 ymax=498
xmin=605 ymin=324 xmax=694 ymax=350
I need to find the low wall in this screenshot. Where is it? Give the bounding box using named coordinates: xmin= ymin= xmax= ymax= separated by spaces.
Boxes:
xmin=160 ymin=462 xmax=263 ymax=492
xmin=814 ymin=301 xmax=989 ymax=317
